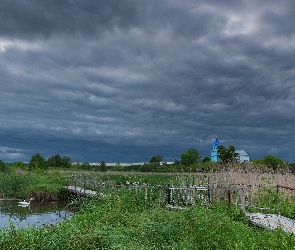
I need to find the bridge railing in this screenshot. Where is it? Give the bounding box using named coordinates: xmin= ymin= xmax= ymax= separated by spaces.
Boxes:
xmin=63 ymin=175 xmax=295 ymax=215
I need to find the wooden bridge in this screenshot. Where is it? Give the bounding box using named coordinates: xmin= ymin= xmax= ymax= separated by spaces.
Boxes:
xmin=65 ymin=185 xmax=97 ymax=197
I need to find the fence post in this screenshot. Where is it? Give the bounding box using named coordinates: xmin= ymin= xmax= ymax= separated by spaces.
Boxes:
xmin=207 ymin=184 xmax=211 ymax=204
xmin=277 ymin=185 xmax=280 ymax=215
xmin=227 ymin=190 xmax=231 ymax=207
xmin=74 ymin=176 xmax=77 ymax=194
xmin=239 ymin=188 xmax=246 ymax=213
xmin=66 ymin=179 xmax=69 ymax=196
xmin=166 ymin=185 xmax=172 ymax=205
xmin=145 ymin=187 xmax=148 ymax=208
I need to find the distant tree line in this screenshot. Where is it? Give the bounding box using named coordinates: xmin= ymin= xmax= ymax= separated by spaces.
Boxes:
xmin=28 ymin=153 xmax=71 ymax=171
xmin=0 ymin=145 xmax=294 ymax=174
xmin=3 ymin=153 xmax=108 ymax=172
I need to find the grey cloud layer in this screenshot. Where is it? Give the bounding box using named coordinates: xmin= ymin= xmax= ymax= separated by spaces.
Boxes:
xmin=0 ymin=0 xmax=295 ymax=162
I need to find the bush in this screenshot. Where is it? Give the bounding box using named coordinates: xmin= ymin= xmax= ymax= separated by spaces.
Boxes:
xmin=0 ymin=160 xmax=9 ymax=173
xmin=263 ymin=155 xmax=286 ymax=170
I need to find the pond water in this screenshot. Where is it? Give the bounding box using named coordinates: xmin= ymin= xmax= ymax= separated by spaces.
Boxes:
xmin=0 ymin=199 xmax=73 ymax=229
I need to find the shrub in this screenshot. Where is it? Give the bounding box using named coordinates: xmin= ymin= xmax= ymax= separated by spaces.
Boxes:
xmin=0 ymin=160 xmax=9 ymax=173
xmin=263 ymin=155 xmax=286 ymax=170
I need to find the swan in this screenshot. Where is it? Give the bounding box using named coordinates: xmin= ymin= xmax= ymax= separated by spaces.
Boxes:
xmin=18 ymin=198 xmax=33 ymax=206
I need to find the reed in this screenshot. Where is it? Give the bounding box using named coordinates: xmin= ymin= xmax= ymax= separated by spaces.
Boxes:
xmin=1 ymin=188 xmax=295 ymax=249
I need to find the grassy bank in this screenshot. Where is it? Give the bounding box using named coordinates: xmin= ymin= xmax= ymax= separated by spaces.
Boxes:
xmin=1 ymin=170 xmax=295 ymax=249
xmin=0 ymin=171 xmax=66 ymax=200
xmin=1 ymin=189 xmax=295 ymax=249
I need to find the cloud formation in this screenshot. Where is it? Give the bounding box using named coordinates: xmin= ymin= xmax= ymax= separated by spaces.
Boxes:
xmin=1 ymin=0 xmax=295 ymax=162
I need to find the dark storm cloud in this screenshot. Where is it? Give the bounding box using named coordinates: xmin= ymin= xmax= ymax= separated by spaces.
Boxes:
xmin=0 ymin=0 xmax=295 ymax=162
xmin=0 ymin=0 xmax=140 ymax=39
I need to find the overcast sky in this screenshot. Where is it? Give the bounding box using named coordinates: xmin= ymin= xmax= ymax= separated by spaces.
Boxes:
xmin=1 ymin=0 xmax=295 ymax=163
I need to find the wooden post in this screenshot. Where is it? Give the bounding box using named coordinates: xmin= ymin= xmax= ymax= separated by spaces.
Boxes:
xmin=166 ymin=185 xmax=172 ymax=205
xmin=227 ymin=190 xmax=231 ymax=207
xmin=277 ymin=185 xmax=280 ymax=215
xmin=207 ymin=184 xmax=211 ymax=204
xmin=239 ymin=188 xmax=246 ymax=213
xmin=66 ymin=179 xmax=69 ymax=196
xmin=74 ymin=176 xmax=77 ymax=194
xmin=145 ymin=187 xmax=147 ymax=208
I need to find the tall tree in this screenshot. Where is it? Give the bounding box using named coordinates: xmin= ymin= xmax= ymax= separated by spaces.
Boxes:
xmin=149 ymin=155 xmax=163 ymax=165
xmin=29 ymin=153 xmax=47 ymax=170
xmin=180 ymin=148 xmax=201 ymax=166
xmin=47 ymin=154 xmax=62 ymax=168
xmin=61 ymin=156 xmax=72 ymax=168
xmin=99 ymin=160 xmax=107 ymax=172
xmin=47 ymin=154 xmax=71 ymax=168
xmin=217 ymin=145 xmax=238 ymax=163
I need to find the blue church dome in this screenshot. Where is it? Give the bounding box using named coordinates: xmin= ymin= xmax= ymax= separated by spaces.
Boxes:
xmin=210 ymin=137 xmax=219 ymax=162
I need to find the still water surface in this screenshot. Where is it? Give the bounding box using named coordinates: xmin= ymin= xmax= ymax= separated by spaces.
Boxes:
xmin=0 ymin=199 xmax=73 ymax=229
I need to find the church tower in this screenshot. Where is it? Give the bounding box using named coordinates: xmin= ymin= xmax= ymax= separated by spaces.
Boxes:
xmin=210 ymin=137 xmax=219 ymax=162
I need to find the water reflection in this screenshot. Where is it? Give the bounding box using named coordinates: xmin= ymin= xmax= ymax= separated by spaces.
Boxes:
xmin=0 ymin=199 xmax=73 ymax=229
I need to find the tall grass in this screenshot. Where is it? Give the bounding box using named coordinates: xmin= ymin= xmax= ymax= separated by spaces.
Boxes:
xmin=0 ymin=171 xmax=66 ymax=200
xmin=2 ymin=170 xmax=295 ymax=249
xmin=72 ymin=170 xmax=295 ymax=188
xmin=1 ymin=188 xmax=295 ymax=249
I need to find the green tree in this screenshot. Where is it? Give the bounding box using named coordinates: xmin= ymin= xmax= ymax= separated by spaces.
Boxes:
xmin=80 ymin=162 xmax=92 ymax=171
xmin=48 ymin=154 xmax=72 ymax=168
xmin=202 ymin=157 xmax=211 ymax=163
xmin=149 ymin=155 xmax=163 ymax=165
xmin=13 ymin=161 xmax=27 ymax=170
xmin=112 ymin=161 xmax=123 ymax=171
xmin=99 ymin=160 xmax=107 ymax=172
xmin=217 ymin=145 xmax=238 ymax=163
xmin=139 ymin=163 xmax=152 ymax=172
xmin=61 ymin=156 xmax=72 ymax=168
xmin=263 ymin=155 xmax=285 ymax=170
xmin=0 ymin=160 xmax=9 ymax=172
xmin=180 ymin=148 xmax=201 ymax=166
xmin=29 ymin=153 xmax=47 ymax=170
xmin=47 ymin=154 xmax=62 ymax=168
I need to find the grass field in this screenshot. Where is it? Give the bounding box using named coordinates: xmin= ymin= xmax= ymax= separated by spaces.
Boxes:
xmin=1 ymin=169 xmax=295 ymax=249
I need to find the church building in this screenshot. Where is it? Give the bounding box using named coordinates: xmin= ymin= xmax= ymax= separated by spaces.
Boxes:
xmin=235 ymin=150 xmax=250 ymax=162
xmin=210 ymin=137 xmax=250 ymax=163
xmin=210 ymin=137 xmax=219 ymax=162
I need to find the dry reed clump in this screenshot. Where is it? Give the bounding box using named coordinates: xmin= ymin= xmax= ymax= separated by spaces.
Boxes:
xmin=14 ymin=169 xmax=27 ymax=175
xmin=188 ymin=170 xmax=295 ymax=188
xmin=29 ymin=191 xmax=60 ymax=201
xmin=183 ymin=168 xmax=295 ymax=207
xmin=176 ymin=172 xmax=276 ymax=187
xmin=188 ymin=162 xmax=294 ymax=187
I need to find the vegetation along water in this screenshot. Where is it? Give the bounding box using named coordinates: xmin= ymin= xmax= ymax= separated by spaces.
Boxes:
xmin=1 ymin=152 xmax=295 ymax=249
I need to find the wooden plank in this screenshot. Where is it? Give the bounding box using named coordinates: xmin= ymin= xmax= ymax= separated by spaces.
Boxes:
xmin=168 ymin=186 xmax=209 ymax=191
xmin=277 ymin=185 xmax=295 ymax=191
xmin=65 ymin=186 xmax=97 ymax=197
xmin=247 ymin=213 xmax=295 ymax=234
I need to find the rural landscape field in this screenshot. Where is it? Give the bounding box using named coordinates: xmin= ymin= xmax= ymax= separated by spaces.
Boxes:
xmin=2 ymin=1 xmax=295 ymax=249
xmin=1 ymin=155 xmax=295 ymax=250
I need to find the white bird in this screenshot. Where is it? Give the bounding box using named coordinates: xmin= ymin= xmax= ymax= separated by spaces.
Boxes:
xmin=18 ymin=198 xmax=33 ymax=206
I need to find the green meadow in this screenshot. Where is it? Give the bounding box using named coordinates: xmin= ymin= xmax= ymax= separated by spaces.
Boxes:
xmin=1 ymin=168 xmax=295 ymax=249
